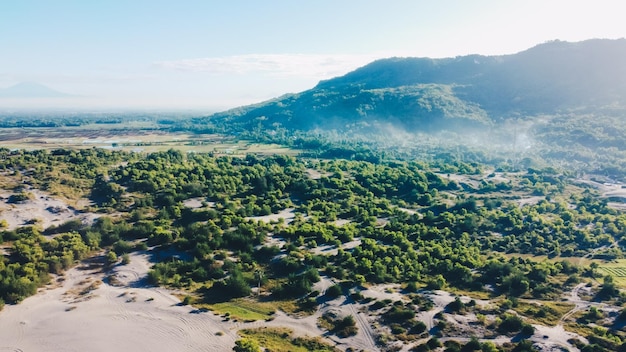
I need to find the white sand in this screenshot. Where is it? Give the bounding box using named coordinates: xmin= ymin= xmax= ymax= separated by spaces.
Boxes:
xmin=305 ymin=168 xmax=332 ymax=180
xmin=246 ymin=208 xmax=296 ymax=224
xmin=360 ymin=284 xmax=404 ymax=302
xmin=182 ymin=198 xmax=215 ymax=209
xmin=0 ymin=189 xmax=100 ymax=231
xmin=311 ymin=238 xmax=362 ymax=256
xmin=0 ymin=250 xmax=381 ymax=352
xmin=514 ymin=195 xmax=545 ymax=207
xmin=0 ymin=252 xmax=239 ymax=352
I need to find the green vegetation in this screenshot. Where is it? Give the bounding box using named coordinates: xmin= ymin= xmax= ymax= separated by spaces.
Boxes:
xmin=238 ymin=327 xmax=338 ymax=352
xmin=3 ymin=39 xmax=626 ymax=350
xmin=233 ymin=338 xmax=261 ymax=352
xmin=1 ymin=136 xmax=626 ymax=349
xmin=513 ymin=300 xmax=574 ymax=326
xmin=206 ymin=299 xmax=276 ymax=321
xmin=318 ymin=313 xmax=358 ymax=338
xmin=0 ymin=227 xmax=91 ymax=303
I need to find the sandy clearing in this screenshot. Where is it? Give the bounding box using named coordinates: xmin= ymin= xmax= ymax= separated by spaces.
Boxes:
xmin=514 ymin=195 xmax=544 ymax=207
xmin=608 ymin=202 xmax=626 ymax=210
xmin=487 ymin=172 xmax=512 ymax=183
xmin=333 ymin=219 xmax=351 ymax=227
xmin=531 ymin=324 xmax=585 ymax=351
xmin=438 ymin=173 xmax=481 ymax=189
xmin=182 ymin=197 xmax=215 ymax=209
xmin=246 ymin=208 xmax=296 ymax=224
xmin=397 ymin=207 xmax=419 ymax=215
xmin=576 ymin=179 xmax=624 ymax=194
xmin=0 ymin=251 xmax=378 ymax=352
xmin=311 ymin=238 xmax=362 ymax=256
xmin=360 ymin=284 xmax=404 ymax=302
xmin=415 ymin=290 xmax=456 ymax=331
xmin=576 ymin=179 xmax=626 ymax=209
xmin=305 ymin=168 xmax=332 ymax=180
xmin=0 ymin=189 xmax=101 ymax=232
xmin=0 ymin=252 xmax=241 ymax=352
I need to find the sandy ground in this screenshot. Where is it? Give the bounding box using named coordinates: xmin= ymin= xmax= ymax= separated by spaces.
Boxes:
xmin=0 ymin=250 xmax=381 ymax=352
xmin=182 ymin=197 xmax=215 ymax=209
xmin=397 ymin=207 xmax=419 ymax=216
xmin=246 ymin=208 xmax=296 ymax=224
xmin=0 ymin=189 xmax=101 ymax=231
xmin=305 ymin=168 xmax=332 ymax=180
xmin=311 ymin=277 xmax=379 ymax=351
xmin=311 ymin=238 xmax=362 ymax=256
xmin=438 ymin=173 xmax=482 ymax=189
xmin=0 ymin=252 xmax=241 ymax=352
xmin=576 ymin=179 xmax=626 ymax=209
xmin=514 ymin=195 xmax=545 ymax=207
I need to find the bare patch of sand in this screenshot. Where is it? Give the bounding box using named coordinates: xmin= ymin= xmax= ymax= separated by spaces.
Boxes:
xmin=531 ymin=324 xmax=587 ymax=351
xmin=305 ymin=168 xmax=332 ymax=180
xmin=360 ymin=284 xmax=404 ymax=302
xmin=333 ymin=219 xmax=351 ymax=227
xmin=311 ymin=238 xmax=362 ymax=256
xmin=0 ymin=189 xmax=102 ymax=231
xmin=576 ymin=179 xmax=626 ymax=210
xmin=0 ymin=250 xmax=375 ymax=352
xmin=397 ymin=207 xmax=418 ymax=215
xmin=514 ymin=196 xmax=544 ymax=207
xmin=438 ymin=173 xmax=481 ymax=189
xmin=246 ymin=208 xmax=296 ymax=224
xmin=182 ymin=197 xmax=215 ymax=209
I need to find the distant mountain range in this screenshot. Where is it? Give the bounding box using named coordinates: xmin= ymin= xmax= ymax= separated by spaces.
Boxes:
xmin=0 ymin=82 xmax=73 ymax=98
xmin=208 ymin=39 xmax=626 ymax=133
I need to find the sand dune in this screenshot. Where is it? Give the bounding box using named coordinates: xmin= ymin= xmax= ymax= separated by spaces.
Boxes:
xmin=0 ymin=251 xmax=372 ymax=351
xmin=0 ymin=253 xmax=239 ymax=352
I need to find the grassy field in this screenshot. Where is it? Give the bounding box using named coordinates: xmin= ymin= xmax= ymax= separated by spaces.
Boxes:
xmin=202 ymin=298 xmax=280 ymax=321
xmin=503 ymin=253 xmax=594 ymax=267
xmin=598 ymin=259 xmax=626 ymax=287
xmin=202 ymin=297 xmax=303 ymax=322
xmin=513 ymin=300 xmax=575 ymax=326
xmin=503 ymin=254 xmax=626 ymax=289
xmin=0 ymin=127 xmax=298 ymax=156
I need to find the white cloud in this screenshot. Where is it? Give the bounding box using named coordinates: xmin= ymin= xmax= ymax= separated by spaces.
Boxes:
xmin=154 ymin=54 xmax=381 ymax=79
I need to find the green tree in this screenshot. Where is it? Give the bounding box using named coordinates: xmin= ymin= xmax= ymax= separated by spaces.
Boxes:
xmin=106 ymin=251 xmax=118 ymax=266
xmin=233 ymin=338 xmax=260 ymax=352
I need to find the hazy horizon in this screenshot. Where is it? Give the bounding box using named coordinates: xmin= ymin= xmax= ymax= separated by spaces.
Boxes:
xmin=1 ymin=0 xmax=624 ymax=111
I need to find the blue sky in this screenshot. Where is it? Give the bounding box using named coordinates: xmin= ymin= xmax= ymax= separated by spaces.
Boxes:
xmin=0 ymin=0 xmax=624 ymax=111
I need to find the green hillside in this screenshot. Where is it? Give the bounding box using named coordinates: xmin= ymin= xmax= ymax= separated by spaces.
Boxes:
xmin=207 ymin=39 xmax=626 ymax=133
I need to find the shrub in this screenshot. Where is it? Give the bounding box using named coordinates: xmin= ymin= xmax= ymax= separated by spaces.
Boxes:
xmin=498 ymin=314 xmax=524 ymax=334
xmin=325 ymin=284 xmax=343 ymax=299
xmin=233 ymin=338 xmax=260 ymax=352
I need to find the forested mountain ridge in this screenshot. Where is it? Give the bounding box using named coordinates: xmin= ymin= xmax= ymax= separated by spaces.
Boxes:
xmin=208 ymin=39 xmax=626 ymax=133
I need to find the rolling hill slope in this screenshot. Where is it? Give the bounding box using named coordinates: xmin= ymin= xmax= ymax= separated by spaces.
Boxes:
xmin=208 ymin=39 xmax=626 ymax=133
